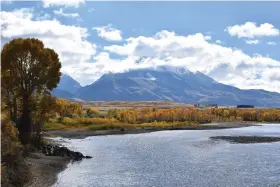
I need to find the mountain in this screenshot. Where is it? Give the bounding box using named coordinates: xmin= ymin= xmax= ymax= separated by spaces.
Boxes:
xmin=56 ymin=74 xmax=81 ymax=94
xmin=75 ymin=66 xmax=280 ymax=107
xmin=52 ymin=74 xmax=82 ymax=98
xmin=51 ymin=88 xmax=74 ymax=99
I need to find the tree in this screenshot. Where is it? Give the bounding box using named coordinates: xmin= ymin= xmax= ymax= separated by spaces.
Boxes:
xmin=1 ymin=38 xmax=61 ymax=144
xmin=30 ymin=92 xmax=56 ymax=146
xmin=54 ymin=98 xmax=83 ymax=117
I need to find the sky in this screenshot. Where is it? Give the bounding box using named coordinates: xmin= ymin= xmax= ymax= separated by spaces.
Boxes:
xmin=1 ymin=1 xmax=280 ymax=93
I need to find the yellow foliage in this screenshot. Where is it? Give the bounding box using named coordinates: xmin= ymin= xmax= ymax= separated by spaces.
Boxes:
xmin=86 ymin=107 xmax=100 ymax=117
xmin=115 ymin=107 xmax=280 ymax=124
xmin=55 ymin=98 xmax=83 ymax=117
xmin=59 ymin=117 xmax=120 ymax=126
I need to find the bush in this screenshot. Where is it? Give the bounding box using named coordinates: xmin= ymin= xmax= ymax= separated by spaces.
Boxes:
xmin=106 ymin=109 xmax=118 ymax=118
xmin=1 ymin=118 xmax=31 ymax=187
xmin=61 ymin=117 xmax=76 ymax=125
xmin=86 ymin=107 xmax=100 ymax=118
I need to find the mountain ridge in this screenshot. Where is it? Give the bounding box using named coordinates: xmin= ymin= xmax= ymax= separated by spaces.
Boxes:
xmin=53 ymin=67 xmax=280 ymax=107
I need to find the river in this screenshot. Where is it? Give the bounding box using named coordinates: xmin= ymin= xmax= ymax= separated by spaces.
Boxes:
xmin=53 ymin=124 xmax=280 ymax=187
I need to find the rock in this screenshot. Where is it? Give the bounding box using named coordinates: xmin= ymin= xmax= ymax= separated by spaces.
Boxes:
xmin=41 ymin=144 xmax=92 ymax=161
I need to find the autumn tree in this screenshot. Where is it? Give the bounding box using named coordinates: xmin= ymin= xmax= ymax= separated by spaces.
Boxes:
xmin=30 ymin=92 xmax=56 ymax=146
xmin=1 ymin=38 xmax=61 ymax=144
xmin=54 ymin=98 xmax=83 ymax=117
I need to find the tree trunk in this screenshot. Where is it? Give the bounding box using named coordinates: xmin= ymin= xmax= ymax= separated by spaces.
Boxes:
xmin=18 ymin=96 xmax=31 ymax=144
xmin=12 ymin=93 xmax=18 ymax=126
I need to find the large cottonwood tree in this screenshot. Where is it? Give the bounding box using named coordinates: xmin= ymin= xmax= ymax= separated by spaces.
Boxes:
xmin=1 ymin=38 xmax=61 ymax=144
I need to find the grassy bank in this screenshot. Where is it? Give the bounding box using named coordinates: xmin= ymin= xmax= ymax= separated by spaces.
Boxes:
xmin=44 ymin=117 xmax=199 ymax=131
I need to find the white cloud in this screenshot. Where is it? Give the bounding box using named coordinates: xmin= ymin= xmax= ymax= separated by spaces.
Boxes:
xmin=1 ymin=8 xmax=96 ymax=74
xmin=103 ymin=30 xmax=280 ymax=92
xmin=204 ymin=35 xmax=211 ymax=40
xmin=42 ymin=0 xmax=84 ymax=8
xmin=1 ymin=9 xmax=280 ymax=92
xmin=267 ymin=41 xmax=276 ymax=45
xmin=245 ymin=39 xmax=259 ymax=45
xmin=54 ymin=8 xmax=79 ymax=18
xmin=93 ymin=24 xmax=122 ymax=41
xmin=226 ymin=22 xmax=280 ymax=38
xmin=215 ymin=40 xmax=222 ymax=44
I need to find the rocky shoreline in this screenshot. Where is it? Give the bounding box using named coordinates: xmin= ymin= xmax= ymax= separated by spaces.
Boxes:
xmin=25 ymin=142 xmax=92 ymax=187
xmin=25 ymin=152 xmax=70 ymax=187
xmin=42 ymin=144 xmax=92 ymax=160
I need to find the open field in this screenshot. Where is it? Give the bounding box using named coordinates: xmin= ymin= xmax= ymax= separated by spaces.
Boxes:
xmin=76 ymin=100 xmax=195 ymax=116
xmin=73 ymin=100 xmax=277 ymax=110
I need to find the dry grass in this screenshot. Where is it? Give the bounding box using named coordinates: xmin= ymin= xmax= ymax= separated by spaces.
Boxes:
xmin=44 ymin=118 xmax=199 ymax=131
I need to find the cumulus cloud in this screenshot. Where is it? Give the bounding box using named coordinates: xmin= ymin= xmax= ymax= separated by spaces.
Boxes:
xmin=1 ymin=8 xmax=279 ymax=92
xmin=267 ymin=41 xmax=276 ymax=45
xmin=42 ymin=0 xmax=84 ymax=8
xmin=1 ymin=8 xmax=96 ymax=73
xmin=103 ymin=30 xmax=280 ymax=92
xmin=93 ymin=24 xmax=122 ymax=41
xmin=245 ymin=39 xmax=259 ymax=45
xmin=226 ymin=22 xmax=280 ymax=38
xmin=54 ymin=8 xmax=79 ymax=18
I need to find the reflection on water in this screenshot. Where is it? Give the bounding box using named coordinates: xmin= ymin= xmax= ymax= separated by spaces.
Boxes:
xmin=53 ymin=124 xmax=280 ymax=187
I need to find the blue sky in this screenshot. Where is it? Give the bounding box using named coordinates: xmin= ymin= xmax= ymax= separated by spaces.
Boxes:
xmin=1 ymin=1 xmax=280 ymax=92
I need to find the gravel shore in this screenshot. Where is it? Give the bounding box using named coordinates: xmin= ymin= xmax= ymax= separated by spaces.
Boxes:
xmin=24 ymin=152 xmax=70 ymax=187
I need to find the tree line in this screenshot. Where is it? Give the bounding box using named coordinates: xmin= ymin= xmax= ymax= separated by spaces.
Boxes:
xmin=53 ymin=103 xmax=280 ymax=125
xmin=113 ymin=108 xmax=280 ymax=124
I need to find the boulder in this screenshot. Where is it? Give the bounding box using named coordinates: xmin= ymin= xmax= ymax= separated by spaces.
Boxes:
xmin=42 ymin=144 xmax=92 ymax=161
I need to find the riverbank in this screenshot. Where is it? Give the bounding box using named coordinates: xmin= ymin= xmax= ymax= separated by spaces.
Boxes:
xmin=24 ymin=140 xmax=92 ymax=187
xmin=26 ymin=122 xmax=276 ymax=186
xmin=40 ymin=124 xmax=280 ymax=187
xmin=24 ymin=152 xmax=70 ymax=187
xmin=43 ymin=122 xmax=258 ymax=138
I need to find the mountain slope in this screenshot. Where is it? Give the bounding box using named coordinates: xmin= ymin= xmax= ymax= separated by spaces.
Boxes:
xmin=75 ymin=66 xmax=280 ymax=107
xmin=51 ymin=88 xmax=74 ymax=99
xmin=51 ymin=74 xmax=82 ymax=98
xmin=56 ymin=74 xmax=81 ymax=94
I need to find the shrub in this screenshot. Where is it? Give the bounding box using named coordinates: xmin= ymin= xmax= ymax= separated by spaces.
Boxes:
xmin=61 ymin=117 xmax=76 ymax=125
xmin=106 ymin=109 xmax=118 ymax=118
xmin=1 ymin=118 xmax=30 ymax=187
xmin=86 ymin=107 xmax=100 ymax=118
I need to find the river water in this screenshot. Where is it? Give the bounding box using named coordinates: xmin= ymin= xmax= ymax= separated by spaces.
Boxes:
xmin=53 ymin=124 xmax=280 ymax=187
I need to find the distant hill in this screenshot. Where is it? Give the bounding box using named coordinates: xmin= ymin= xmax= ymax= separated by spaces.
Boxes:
xmin=54 ymin=66 xmax=280 ymax=107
